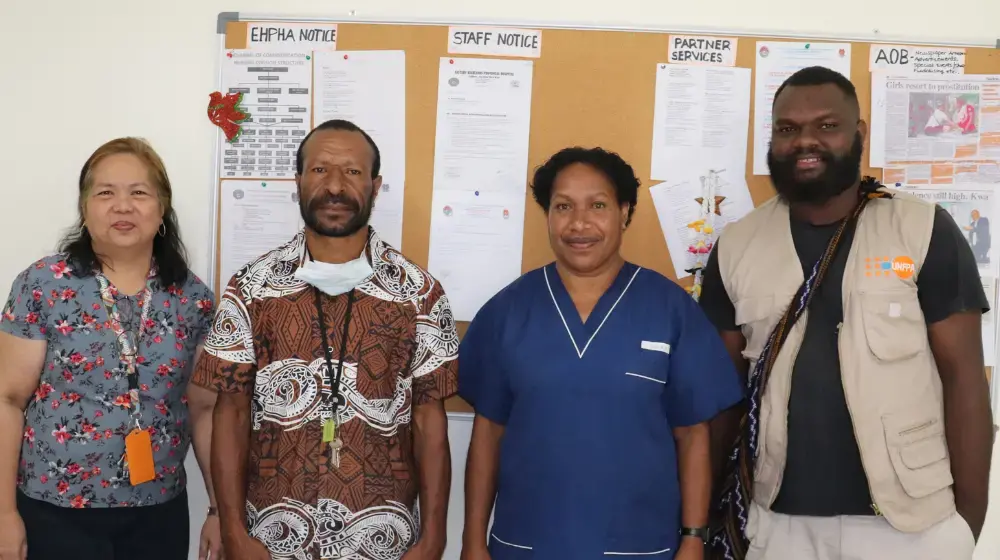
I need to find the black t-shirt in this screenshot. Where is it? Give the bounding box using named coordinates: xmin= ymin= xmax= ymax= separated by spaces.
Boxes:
xmin=699 ymin=204 xmax=989 ymax=516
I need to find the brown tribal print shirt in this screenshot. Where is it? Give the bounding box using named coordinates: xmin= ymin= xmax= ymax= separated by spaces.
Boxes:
xmin=193 ymin=227 xmax=459 ymax=560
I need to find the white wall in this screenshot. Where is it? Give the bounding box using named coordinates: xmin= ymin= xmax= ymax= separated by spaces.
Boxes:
xmin=2 ymin=1 xmax=998 ymax=558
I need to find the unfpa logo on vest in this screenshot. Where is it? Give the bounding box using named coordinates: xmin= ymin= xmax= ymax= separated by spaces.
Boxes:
xmin=865 ymin=256 xmax=915 ymax=279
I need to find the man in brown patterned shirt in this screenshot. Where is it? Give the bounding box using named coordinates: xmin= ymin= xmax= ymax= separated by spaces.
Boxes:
xmin=194 ymin=120 xmax=459 ymax=560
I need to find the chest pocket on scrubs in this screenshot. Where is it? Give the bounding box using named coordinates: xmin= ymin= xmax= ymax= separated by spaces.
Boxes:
xmin=623 ymin=340 xmax=672 ymax=386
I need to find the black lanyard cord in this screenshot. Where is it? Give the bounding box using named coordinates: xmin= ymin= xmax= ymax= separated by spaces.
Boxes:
xmin=313 ymin=288 xmax=356 ymax=415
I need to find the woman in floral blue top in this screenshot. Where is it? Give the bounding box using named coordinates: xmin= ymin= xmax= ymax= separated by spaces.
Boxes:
xmin=0 ymin=138 xmax=222 ymax=559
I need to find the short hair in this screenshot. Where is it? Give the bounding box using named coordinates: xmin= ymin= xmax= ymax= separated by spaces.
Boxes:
xmin=529 ymin=147 xmax=640 ymax=226
xmin=296 ymin=119 xmax=381 ymax=177
xmin=773 ymin=66 xmax=859 ymax=112
xmin=60 ymin=137 xmax=190 ymax=287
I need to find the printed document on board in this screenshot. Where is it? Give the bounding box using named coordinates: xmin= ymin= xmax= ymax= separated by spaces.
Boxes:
xmin=219 ymin=51 xmax=313 ymax=180
xmin=649 ymin=169 xmax=755 ymax=280
xmin=882 ymin=162 xmax=1000 ymax=187
xmin=650 ymin=63 xmax=751 ymax=182
xmin=427 ymin=190 xmax=526 ymax=322
xmin=427 ymin=57 xmax=534 ymax=321
xmin=752 ymin=41 xmax=852 ymax=175
xmin=898 ymin=184 xmax=1000 ymax=278
xmin=869 ymin=73 xmax=1000 ymax=167
xmin=219 ymin=180 xmax=304 ymax=286
xmin=431 ymin=57 xmax=534 ymax=195
xmin=314 ymin=50 xmax=406 ymax=249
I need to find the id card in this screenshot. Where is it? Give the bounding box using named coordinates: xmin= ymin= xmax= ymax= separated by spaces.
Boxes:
xmin=124 ymin=428 xmax=156 ymax=485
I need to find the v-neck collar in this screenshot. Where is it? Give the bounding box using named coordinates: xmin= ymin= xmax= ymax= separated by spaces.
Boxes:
xmin=543 ymin=261 xmax=642 ymax=359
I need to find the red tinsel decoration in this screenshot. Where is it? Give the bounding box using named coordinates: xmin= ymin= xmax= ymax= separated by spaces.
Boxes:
xmin=207 ymin=91 xmax=249 ymax=142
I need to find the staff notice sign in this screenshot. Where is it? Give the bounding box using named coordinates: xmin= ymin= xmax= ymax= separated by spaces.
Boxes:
xmin=447 ymin=26 xmax=542 ymax=58
xmin=668 ymin=35 xmax=738 ymax=67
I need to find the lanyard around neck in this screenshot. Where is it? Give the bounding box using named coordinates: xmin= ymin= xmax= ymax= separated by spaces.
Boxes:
xmin=313 ymin=287 xmax=356 ymax=418
xmin=96 ymin=273 xmax=155 ymax=424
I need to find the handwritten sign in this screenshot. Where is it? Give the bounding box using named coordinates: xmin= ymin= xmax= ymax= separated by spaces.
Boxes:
xmin=869 ymin=44 xmax=965 ymax=75
xmin=447 ymin=26 xmax=542 ymax=58
xmin=668 ymin=35 xmax=738 ymax=67
xmin=247 ymin=22 xmax=338 ymax=51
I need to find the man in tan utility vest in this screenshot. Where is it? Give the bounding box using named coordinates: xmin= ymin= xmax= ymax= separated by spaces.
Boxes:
xmin=701 ymin=66 xmax=993 ymax=560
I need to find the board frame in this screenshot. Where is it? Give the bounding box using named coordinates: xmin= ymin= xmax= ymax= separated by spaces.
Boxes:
xmin=209 ymin=12 xmax=1000 ymax=418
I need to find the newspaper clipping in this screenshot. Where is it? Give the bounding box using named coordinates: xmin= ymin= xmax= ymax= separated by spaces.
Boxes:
xmin=902 ymin=185 xmax=998 ymax=277
xmin=870 ymin=73 xmax=1000 ymax=167
xmin=883 ymin=162 xmax=1000 ymax=186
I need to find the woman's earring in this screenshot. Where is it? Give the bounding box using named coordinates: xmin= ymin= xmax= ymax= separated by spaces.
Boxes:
xmin=158 ymin=223 xmax=167 ymax=237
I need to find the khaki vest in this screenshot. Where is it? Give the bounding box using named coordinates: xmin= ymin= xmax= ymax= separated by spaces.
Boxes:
xmin=717 ymin=189 xmax=956 ymax=533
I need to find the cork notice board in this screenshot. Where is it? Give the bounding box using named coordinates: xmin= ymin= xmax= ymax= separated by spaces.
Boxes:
xmin=219 ymin=19 xmax=1000 ymax=412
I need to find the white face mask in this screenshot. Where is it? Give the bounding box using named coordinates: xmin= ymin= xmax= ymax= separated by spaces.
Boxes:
xmin=294 ymin=250 xmax=374 ymax=296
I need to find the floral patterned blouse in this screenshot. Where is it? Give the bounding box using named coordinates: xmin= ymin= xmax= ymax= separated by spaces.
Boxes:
xmin=0 ymin=254 xmax=215 ymax=508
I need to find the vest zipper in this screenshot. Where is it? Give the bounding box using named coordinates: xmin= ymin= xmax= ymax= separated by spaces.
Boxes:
xmin=838 ymin=321 xmax=882 ymax=516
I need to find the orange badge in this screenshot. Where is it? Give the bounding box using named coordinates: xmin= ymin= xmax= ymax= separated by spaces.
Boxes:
xmin=124 ymin=428 xmax=156 ymax=486
xmin=891 ymin=256 xmax=915 ymax=279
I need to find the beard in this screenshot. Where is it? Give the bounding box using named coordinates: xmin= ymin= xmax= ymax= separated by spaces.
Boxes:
xmin=300 ymin=188 xmax=374 ymax=238
xmin=768 ymin=132 xmax=864 ymax=205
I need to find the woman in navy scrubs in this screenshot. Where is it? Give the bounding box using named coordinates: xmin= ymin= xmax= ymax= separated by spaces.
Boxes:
xmin=458 ymin=147 xmax=744 ymax=560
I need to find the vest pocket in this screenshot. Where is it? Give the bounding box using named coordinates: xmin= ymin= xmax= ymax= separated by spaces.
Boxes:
xmin=859 ymin=290 xmax=926 ymax=361
xmin=734 ymin=295 xmax=776 ymax=361
xmin=882 ymin=412 xmax=953 ymax=498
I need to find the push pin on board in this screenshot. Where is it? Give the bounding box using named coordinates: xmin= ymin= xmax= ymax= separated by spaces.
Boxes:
xmin=344 ymin=54 xmax=349 ymax=59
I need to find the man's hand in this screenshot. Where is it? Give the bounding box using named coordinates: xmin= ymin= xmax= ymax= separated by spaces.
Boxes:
xmin=199 ymin=514 xmax=224 ymax=559
xmin=0 ymin=510 xmax=26 ymax=560
xmin=221 ymin=532 xmax=270 ymax=560
xmin=674 ymin=537 xmax=705 ymax=560
xmin=400 ymin=539 xmax=445 ymax=560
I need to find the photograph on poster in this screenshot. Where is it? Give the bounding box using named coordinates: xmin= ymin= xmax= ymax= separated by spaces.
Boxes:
xmin=932 ymin=193 xmax=992 ymax=269
xmin=907 ymin=91 xmax=979 ymax=138
xmin=948 ymin=201 xmax=992 ymax=267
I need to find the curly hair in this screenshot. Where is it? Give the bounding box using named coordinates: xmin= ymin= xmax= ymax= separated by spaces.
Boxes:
xmin=529 ymin=147 xmax=640 ymax=226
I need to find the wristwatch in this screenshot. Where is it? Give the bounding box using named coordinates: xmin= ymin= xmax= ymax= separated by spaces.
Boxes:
xmin=207 ymin=506 xmax=218 ymax=516
xmin=680 ymin=526 xmax=710 ymax=544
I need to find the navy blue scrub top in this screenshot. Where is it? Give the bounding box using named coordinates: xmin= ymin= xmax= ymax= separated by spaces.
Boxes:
xmin=459 ymin=262 xmax=744 ymax=559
